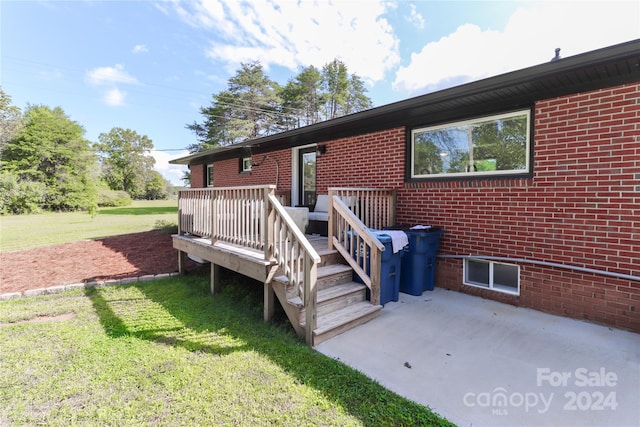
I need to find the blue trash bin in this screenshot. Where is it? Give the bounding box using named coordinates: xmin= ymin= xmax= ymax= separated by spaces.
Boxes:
xmin=386 ymin=226 xmax=443 ymax=295
xmin=346 ymin=230 xmax=404 ymax=305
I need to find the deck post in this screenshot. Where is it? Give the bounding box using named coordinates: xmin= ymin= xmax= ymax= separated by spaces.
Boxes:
xmin=210 ymin=263 xmax=220 ymax=295
xmin=388 ymin=189 xmax=397 ymax=227
xmin=210 ymin=190 xmax=217 ymax=240
xmin=304 ymin=259 xmax=318 ymax=346
xmin=263 ymin=186 xmax=275 ymax=261
xmin=263 ymin=281 xmax=275 ymax=321
xmin=327 ymin=189 xmax=334 ymax=250
xmin=177 ymin=250 xmax=186 ymax=275
xmin=370 ymin=249 xmax=381 ymax=306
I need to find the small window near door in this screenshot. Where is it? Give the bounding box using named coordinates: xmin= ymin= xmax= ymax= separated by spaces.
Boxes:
xmin=241 ymin=157 xmax=252 ymax=173
xmin=464 ymin=259 xmax=519 ymax=295
xmin=206 ymin=165 xmax=214 ymax=187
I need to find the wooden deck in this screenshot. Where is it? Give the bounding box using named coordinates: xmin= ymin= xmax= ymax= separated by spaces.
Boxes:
xmin=174 ymin=235 xmax=275 ymax=282
xmin=173 ymin=186 xmax=397 ymax=346
xmin=174 ymin=234 xmax=333 ymax=281
xmin=173 ymin=232 xmax=384 ymax=344
xmin=173 ymin=233 xmax=331 ymax=300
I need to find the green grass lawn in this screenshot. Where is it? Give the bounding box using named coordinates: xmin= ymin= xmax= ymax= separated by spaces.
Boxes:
xmin=0 ymin=272 xmax=453 ymax=426
xmin=0 ymin=200 xmax=178 ymax=252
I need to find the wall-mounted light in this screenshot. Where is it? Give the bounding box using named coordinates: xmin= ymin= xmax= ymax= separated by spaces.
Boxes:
xmin=316 ymin=144 xmax=327 ymax=157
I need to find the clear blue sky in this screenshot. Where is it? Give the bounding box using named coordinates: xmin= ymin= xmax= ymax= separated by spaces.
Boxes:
xmin=2 ymin=1 xmax=638 ymax=185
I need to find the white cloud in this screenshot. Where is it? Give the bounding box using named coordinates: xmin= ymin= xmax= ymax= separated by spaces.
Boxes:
xmin=405 ymin=4 xmax=425 ymax=30
xmin=103 ymin=87 xmax=127 ymax=106
xmin=151 ymin=150 xmax=189 ymax=186
xmin=393 ymin=2 xmax=640 ymax=95
xmin=168 ymin=0 xmax=400 ymax=83
xmin=86 ymin=64 xmax=139 ymax=85
xmin=132 ymin=44 xmax=148 ymax=54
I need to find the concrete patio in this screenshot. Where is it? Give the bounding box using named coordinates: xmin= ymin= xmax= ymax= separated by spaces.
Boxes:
xmin=315 ymin=288 xmax=640 ymax=427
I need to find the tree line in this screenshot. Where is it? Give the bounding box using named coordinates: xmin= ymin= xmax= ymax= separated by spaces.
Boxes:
xmin=0 ymin=87 xmax=171 ymax=215
xmin=0 ymin=58 xmax=373 ymax=213
xmin=186 ymin=58 xmax=372 ymax=152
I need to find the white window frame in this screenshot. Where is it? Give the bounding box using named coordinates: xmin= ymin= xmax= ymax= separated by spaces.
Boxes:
xmin=463 ymin=258 xmax=520 ymax=295
xmin=411 ymin=110 xmax=531 ymax=179
xmin=206 ymin=164 xmax=214 ymax=187
xmin=242 ymin=157 xmax=252 ymax=172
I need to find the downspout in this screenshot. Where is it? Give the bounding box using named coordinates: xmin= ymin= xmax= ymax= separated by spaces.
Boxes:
xmin=438 ymin=254 xmax=640 ymax=282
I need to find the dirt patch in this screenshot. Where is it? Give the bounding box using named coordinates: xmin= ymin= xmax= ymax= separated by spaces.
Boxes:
xmin=0 ymin=230 xmax=199 ymax=295
xmin=0 ymin=312 xmax=77 ymax=327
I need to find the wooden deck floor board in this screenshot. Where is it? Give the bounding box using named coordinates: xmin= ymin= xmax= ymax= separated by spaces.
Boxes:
xmin=173 ymin=234 xmax=275 ymax=282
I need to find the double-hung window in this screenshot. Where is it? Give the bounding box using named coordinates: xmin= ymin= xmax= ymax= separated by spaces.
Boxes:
xmin=411 ymin=110 xmax=531 ymax=179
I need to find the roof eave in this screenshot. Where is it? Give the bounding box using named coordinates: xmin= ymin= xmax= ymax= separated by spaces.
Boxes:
xmin=171 ymin=39 xmax=640 ymax=166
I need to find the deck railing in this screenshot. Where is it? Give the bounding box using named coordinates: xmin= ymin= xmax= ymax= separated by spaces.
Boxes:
xmin=177 ymin=186 xmax=269 ymax=250
xmin=327 ymin=187 xmax=397 ymax=306
xmin=211 ymin=186 xmax=269 ymax=254
xmin=177 ymin=185 xmax=320 ymax=344
xmin=329 ymin=187 xmax=396 ymax=231
xmin=177 ymin=188 xmax=214 ymax=238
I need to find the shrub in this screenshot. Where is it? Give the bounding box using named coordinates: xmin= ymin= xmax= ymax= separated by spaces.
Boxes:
xmin=153 ymin=219 xmax=178 ymax=234
xmin=0 ymin=172 xmax=46 ymax=215
xmin=97 ymin=189 xmax=133 ymax=207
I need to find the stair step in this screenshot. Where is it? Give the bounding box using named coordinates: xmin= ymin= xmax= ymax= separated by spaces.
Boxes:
xmin=273 ymin=263 xmax=354 ymax=294
xmin=286 ymin=281 xmax=366 ymax=308
xmin=319 ymin=281 xmax=366 ymax=302
xmin=319 ymin=251 xmax=346 ymax=267
xmin=317 ymin=264 xmax=354 ymax=289
xmin=271 ymin=253 xmax=381 ymax=345
xmin=311 ymin=301 xmax=382 ymax=345
xmin=318 ymin=263 xmax=353 ymax=276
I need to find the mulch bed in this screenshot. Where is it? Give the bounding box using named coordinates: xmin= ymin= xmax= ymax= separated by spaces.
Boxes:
xmin=0 ymin=230 xmax=199 ymax=295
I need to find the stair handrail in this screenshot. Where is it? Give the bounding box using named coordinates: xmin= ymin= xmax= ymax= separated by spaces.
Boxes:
xmin=329 ymin=196 xmax=385 ymax=306
xmin=266 ymin=194 xmax=320 ymax=345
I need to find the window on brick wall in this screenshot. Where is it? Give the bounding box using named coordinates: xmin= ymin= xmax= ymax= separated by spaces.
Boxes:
xmin=410 ymin=110 xmax=531 ymax=179
xmin=464 ymin=259 xmax=520 ymax=295
xmin=206 ymin=165 xmax=213 ymax=187
xmin=241 ymin=157 xmax=252 ymax=173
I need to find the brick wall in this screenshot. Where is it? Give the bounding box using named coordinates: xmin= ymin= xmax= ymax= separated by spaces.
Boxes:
xmin=212 ymin=150 xmax=292 ymax=192
xmin=193 ymin=82 xmax=639 ymax=332
xmin=396 ymin=82 xmax=640 ymax=332
xmin=190 ymin=164 xmax=205 ymax=188
xmin=316 ymin=127 xmax=406 ymax=192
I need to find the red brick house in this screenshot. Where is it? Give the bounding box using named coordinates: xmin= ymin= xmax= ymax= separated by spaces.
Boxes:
xmin=173 ymin=40 xmax=640 ymax=333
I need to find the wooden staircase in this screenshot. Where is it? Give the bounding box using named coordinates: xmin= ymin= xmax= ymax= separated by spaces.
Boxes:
xmin=272 ymin=244 xmax=382 ymax=346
